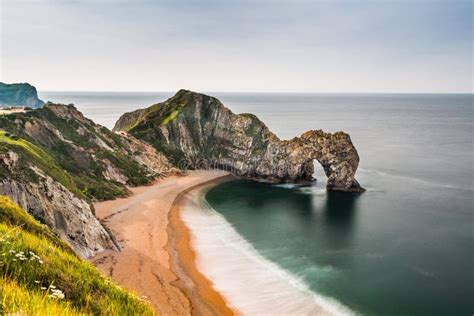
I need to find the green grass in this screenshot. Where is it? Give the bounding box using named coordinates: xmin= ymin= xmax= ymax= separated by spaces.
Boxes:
xmin=75 ymin=175 xmax=128 ymax=201
xmin=0 ymin=196 xmax=70 ymax=251
xmin=161 ymin=110 xmax=180 ymax=126
xmin=0 ymin=195 xmax=154 ymax=315
xmin=0 ymin=130 xmax=138 ymax=201
xmin=97 ymin=151 xmax=151 ymax=186
xmin=0 ymin=131 xmax=85 ymax=200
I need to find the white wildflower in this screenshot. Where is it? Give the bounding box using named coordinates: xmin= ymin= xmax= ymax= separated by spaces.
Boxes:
xmin=49 ymin=289 xmax=65 ymax=299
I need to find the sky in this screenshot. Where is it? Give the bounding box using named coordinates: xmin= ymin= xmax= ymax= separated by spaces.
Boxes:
xmin=0 ymin=0 xmax=472 ymax=92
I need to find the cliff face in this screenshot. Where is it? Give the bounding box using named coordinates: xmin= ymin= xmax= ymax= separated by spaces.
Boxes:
xmin=115 ymin=90 xmax=364 ymax=192
xmin=0 ymin=82 xmax=44 ymax=108
xmin=0 ymin=161 xmax=117 ymax=258
xmin=0 ymin=103 xmax=173 ymax=257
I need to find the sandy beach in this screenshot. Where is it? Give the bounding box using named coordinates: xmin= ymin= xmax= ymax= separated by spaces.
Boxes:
xmin=90 ymin=170 xmax=235 ymax=315
xmin=0 ymin=108 xmax=27 ymax=115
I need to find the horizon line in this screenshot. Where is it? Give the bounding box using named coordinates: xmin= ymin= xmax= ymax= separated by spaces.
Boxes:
xmin=39 ymin=90 xmax=474 ymax=94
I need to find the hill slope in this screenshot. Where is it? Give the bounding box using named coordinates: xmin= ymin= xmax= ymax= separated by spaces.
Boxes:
xmin=0 ymin=195 xmax=154 ymax=315
xmin=0 ymin=103 xmax=173 ymax=257
xmin=115 ymin=90 xmax=364 ymax=192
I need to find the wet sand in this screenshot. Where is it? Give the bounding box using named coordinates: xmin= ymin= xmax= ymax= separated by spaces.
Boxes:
xmin=90 ymin=170 xmax=235 ymax=315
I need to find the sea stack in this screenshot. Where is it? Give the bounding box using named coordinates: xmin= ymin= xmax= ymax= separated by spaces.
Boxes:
xmin=115 ymin=90 xmax=365 ymax=192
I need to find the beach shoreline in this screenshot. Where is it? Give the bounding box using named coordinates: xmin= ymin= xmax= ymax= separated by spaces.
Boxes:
xmin=167 ymin=174 xmax=237 ymax=315
xmin=89 ymin=170 xmax=236 ymax=315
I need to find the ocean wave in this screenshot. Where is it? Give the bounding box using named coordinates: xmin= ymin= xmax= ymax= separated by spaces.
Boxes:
xmin=297 ymin=187 xmax=328 ymax=196
xmin=358 ymin=168 xmax=473 ymax=192
xmin=180 ymin=192 xmax=355 ymax=316
xmin=273 ymin=177 xmax=383 ymax=196
xmin=296 ymin=186 xmax=383 ymax=196
xmin=273 ymin=183 xmax=300 ymax=189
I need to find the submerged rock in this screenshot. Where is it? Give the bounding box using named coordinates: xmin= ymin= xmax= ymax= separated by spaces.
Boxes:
xmin=115 ymin=90 xmax=365 ymax=192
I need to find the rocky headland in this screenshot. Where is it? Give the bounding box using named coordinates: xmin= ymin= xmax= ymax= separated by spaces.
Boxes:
xmin=115 ymin=89 xmax=364 ymax=192
xmin=0 ymin=82 xmax=44 ymax=108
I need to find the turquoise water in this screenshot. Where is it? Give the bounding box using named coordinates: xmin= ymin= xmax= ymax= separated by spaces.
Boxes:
xmin=40 ymin=92 xmax=473 ymax=315
xmin=203 ymin=94 xmax=473 ymax=315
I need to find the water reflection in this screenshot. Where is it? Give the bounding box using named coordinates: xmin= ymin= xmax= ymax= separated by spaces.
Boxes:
xmin=309 ymin=189 xmax=360 ymax=264
xmin=323 ymin=191 xmax=359 ymax=225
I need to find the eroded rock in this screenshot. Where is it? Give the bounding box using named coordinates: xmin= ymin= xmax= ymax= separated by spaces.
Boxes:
xmin=115 ymin=90 xmax=364 ymax=192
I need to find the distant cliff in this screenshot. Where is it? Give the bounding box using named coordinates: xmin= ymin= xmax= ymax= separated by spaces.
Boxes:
xmin=115 ymin=90 xmax=364 ymax=192
xmin=0 ymin=103 xmax=174 ymax=257
xmin=0 ymin=82 xmax=44 ymax=108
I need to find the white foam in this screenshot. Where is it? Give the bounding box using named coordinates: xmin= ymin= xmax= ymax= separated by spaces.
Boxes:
xmin=180 ymin=191 xmax=354 ymax=316
xmin=273 ymin=183 xmax=300 ymax=189
xmin=358 ymin=168 xmax=473 ymax=192
xmin=297 ymin=187 xmax=328 ymax=196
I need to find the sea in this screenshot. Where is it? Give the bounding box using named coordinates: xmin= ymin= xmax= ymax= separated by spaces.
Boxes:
xmin=40 ymin=91 xmax=473 ymax=316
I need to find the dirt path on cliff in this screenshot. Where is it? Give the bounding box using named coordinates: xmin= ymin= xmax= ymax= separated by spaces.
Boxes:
xmin=89 ymin=170 xmax=233 ymax=315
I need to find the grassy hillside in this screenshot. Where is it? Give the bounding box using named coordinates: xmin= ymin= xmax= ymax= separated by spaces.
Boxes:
xmin=0 ymin=195 xmax=154 ymax=315
xmin=0 ymin=130 xmax=85 ymax=199
xmin=0 ymin=104 xmax=161 ymax=201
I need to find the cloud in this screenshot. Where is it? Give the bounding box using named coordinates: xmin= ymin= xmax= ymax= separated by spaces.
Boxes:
xmin=1 ymin=0 xmax=472 ymax=92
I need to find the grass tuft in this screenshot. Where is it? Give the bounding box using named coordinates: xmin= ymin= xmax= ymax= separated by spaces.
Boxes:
xmin=0 ymin=195 xmax=154 ymax=315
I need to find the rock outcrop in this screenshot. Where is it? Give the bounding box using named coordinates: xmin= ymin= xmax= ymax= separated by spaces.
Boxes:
xmin=0 ymin=103 xmax=174 ymax=257
xmin=115 ymin=90 xmax=364 ymax=192
xmin=0 ymin=82 xmax=44 ymax=108
xmin=0 ymin=162 xmax=117 ymax=258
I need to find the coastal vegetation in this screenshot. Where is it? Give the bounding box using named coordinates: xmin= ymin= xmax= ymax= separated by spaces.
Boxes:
xmin=0 ymin=195 xmax=154 ymax=315
xmin=0 ymin=101 xmax=172 ymax=256
xmin=0 ymin=104 xmax=167 ymax=201
xmin=0 ymin=130 xmax=85 ymax=199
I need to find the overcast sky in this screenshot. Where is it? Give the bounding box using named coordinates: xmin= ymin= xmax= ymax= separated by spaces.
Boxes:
xmin=0 ymin=0 xmax=472 ymax=92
